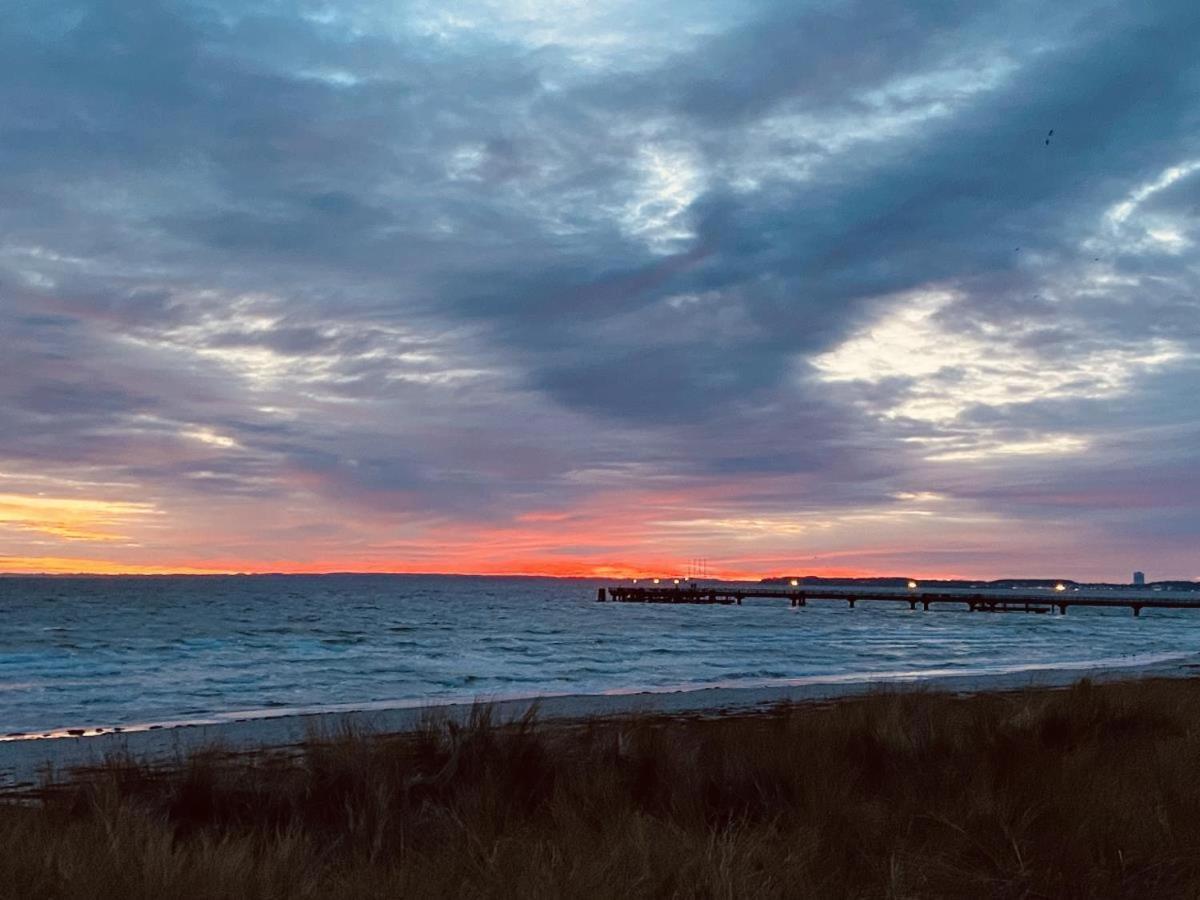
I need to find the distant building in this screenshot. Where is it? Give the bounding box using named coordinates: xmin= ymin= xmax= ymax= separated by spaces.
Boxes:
xmin=1133 ymin=571 xmax=1146 ymax=587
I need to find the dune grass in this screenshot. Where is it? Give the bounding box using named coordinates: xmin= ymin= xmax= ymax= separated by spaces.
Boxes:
xmin=5 ymin=677 xmax=1200 ymax=898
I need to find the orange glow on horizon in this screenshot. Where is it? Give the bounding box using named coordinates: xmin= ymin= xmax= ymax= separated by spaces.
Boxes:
xmin=0 ymin=553 xmax=966 ymax=582
xmin=0 ymin=481 xmax=980 ymax=580
xmin=0 ymin=556 xmax=234 ymax=576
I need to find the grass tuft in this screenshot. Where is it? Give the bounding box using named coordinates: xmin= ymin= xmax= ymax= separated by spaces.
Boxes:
xmin=6 ymin=679 xmax=1200 ymax=897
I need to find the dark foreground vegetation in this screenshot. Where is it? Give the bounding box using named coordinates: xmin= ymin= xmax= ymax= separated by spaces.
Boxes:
xmin=6 ymin=678 xmax=1200 ymax=898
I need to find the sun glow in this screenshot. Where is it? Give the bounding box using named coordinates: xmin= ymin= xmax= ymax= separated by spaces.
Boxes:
xmin=0 ymin=556 xmax=228 ymax=575
xmin=0 ymin=493 xmax=156 ymax=543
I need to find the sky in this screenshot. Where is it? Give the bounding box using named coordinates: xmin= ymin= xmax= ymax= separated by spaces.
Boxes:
xmin=1 ymin=0 xmax=1198 ymax=580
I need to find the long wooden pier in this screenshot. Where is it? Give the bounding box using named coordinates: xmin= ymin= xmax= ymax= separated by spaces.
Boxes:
xmin=598 ymin=585 xmax=1200 ymax=617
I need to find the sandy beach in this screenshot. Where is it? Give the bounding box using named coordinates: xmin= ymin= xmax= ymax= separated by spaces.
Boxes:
xmin=4 ymin=652 xmax=1196 ymax=791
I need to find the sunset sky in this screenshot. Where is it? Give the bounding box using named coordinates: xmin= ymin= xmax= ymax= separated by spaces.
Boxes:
xmin=1 ymin=0 xmax=1198 ymax=580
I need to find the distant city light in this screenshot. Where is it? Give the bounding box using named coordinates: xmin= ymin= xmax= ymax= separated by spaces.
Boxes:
xmin=790 ymin=578 xmax=799 ymax=587
xmin=673 ymin=579 xmax=680 ymax=585
xmin=907 ymin=580 xmax=918 ymax=589
xmin=1055 ymin=582 xmax=1067 ymax=592
xmin=653 ymin=578 xmax=660 ymax=584
xmin=632 ymin=578 xmax=638 ymax=584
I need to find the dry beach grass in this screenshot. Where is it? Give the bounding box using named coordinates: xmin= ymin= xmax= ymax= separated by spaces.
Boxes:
xmin=5 ymin=677 xmax=1200 ymax=898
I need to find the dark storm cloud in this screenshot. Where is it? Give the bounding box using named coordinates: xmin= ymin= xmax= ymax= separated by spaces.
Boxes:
xmin=1 ymin=0 xmax=1198 ymax=575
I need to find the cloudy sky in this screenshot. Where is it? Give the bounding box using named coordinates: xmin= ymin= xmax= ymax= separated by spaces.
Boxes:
xmin=1 ymin=0 xmax=1198 ymax=579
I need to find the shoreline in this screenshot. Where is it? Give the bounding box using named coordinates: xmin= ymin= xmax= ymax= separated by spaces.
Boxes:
xmin=3 ymin=652 xmax=1197 ymax=790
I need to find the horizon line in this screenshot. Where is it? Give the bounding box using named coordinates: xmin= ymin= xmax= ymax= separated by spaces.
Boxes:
xmin=0 ymin=569 xmax=1190 ymax=584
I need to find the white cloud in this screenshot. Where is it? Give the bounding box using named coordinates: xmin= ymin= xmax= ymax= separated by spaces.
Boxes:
xmin=1089 ymin=158 xmax=1200 ymax=257
xmin=920 ymin=434 xmax=1089 ymax=463
xmin=182 ymin=428 xmax=240 ymax=449
xmin=810 ymin=288 xmax=1184 ymax=461
xmin=620 ymin=143 xmax=705 ymax=251
xmin=1106 ymin=159 xmax=1200 ymax=227
xmin=812 ymin=289 xmax=1183 ymax=425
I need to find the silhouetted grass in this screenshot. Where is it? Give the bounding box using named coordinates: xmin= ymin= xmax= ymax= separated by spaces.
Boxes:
xmin=5 ymin=678 xmax=1200 ymax=898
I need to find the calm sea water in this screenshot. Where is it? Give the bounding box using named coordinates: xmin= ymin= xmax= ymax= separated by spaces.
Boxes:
xmin=1 ymin=575 xmax=1197 ymax=734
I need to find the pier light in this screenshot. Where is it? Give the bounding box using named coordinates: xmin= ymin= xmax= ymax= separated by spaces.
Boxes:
xmin=790 ymin=578 xmax=799 ymax=587
xmin=632 ymin=579 xmax=638 ymax=584
xmin=653 ymin=578 xmax=660 ymax=584
xmin=673 ymin=578 xmax=680 ymax=585
xmin=907 ymin=580 xmax=918 ymax=590
xmin=1055 ymin=582 xmax=1067 ymax=592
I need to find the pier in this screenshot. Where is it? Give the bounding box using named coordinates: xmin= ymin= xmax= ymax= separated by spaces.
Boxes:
xmin=598 ymin=585 xmax=1200 ymax=616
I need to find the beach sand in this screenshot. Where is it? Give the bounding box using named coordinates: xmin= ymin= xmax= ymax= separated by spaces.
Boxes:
xmin=4 ymin=652 xmax=1197 ymax=791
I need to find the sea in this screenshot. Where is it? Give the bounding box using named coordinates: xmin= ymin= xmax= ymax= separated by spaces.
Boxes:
xmin=2 ymin=574 xmax=1198 ymax=736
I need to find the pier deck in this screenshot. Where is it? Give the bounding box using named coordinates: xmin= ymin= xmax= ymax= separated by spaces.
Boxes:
xmin=598 ymin=585 xmax=1200 ymax=616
